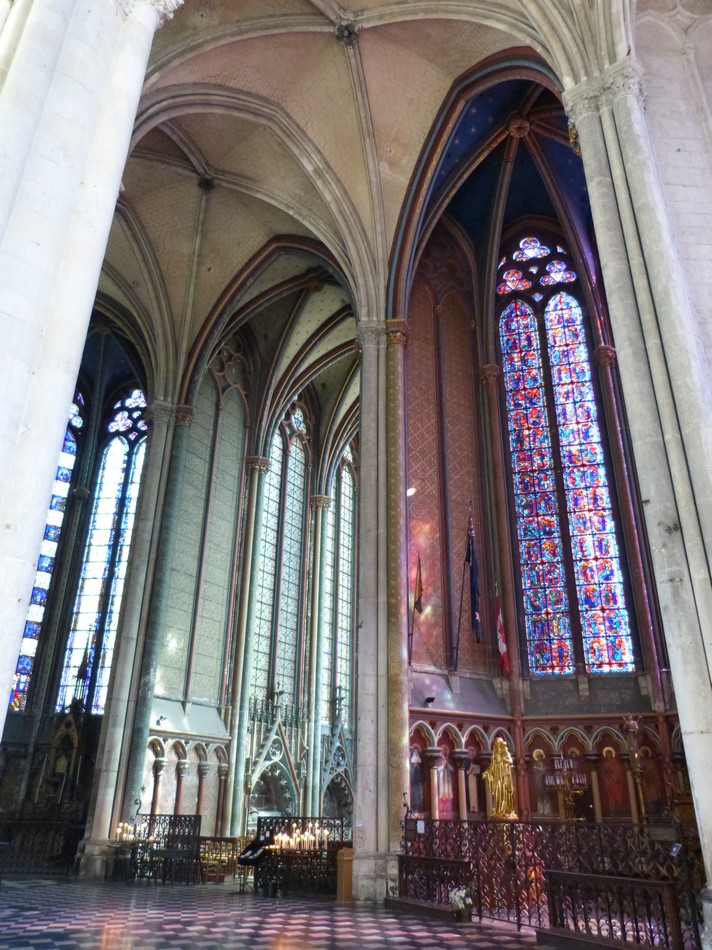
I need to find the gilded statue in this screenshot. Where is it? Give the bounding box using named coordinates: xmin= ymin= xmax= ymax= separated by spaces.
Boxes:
xmin=483 ymin=737 xmax=518 ymax=819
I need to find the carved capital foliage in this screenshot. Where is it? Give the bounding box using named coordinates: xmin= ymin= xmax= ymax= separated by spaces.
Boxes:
xmin=385 ymin=319 xmax=408 ymax=348
xmin=603 ymin=62 xmax=646 ymax=109
xmin=357 ymin=321 xmax=386 ymax=349
xmin=116 ymin=0 xmax=184 ymax=27
xmin=563 ymin=80 xmax=602 ymax=127
xmin=594 ymin=344 xmax=617 ymax=368
xmin=246 ymin=455 xmax=271 ymax=473
xmin=479 ymin=363 xmax=501 ymax=387
xmin=173 ymin=405 xmax=195 ymax=428
xmin=310 ymin=495 xmax=332 ymax=510
xmin=145 ymin=400 xmax=174 ymax=426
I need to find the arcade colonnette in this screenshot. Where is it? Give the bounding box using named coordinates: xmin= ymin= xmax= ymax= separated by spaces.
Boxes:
xmin=0 ymin=0 xmax=711 ymax=934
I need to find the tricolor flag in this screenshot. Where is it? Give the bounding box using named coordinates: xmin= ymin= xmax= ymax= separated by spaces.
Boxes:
xmin=495 ymin=591 xmax=510 ymax=675
xmin=465 ymin=516 xmax=480 ymax=642
xmin=414 ymin=555 xmax=423 ymax=614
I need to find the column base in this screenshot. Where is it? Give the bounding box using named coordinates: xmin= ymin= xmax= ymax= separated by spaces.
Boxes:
xmin=351 ymin=850 xmax=400 ymax=902
xmin=78 ymin=840 xmax=111 ymax=881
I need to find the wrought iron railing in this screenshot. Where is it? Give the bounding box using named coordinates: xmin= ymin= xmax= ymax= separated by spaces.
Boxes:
xmin=0 ymin=816 xmax=84 ymax=876
xmin=547 ymin=869 xmax=685 ymax=948
xmin=398 ymin=817 xmax=703 ymax=947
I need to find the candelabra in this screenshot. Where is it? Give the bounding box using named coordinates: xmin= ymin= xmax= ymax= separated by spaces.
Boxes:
xmin=545 ymin=756 xmax=588 ymax=820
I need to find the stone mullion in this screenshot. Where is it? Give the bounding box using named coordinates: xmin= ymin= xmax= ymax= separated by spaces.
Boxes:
xmin=225 ymin=456 xmax=270 ymax=835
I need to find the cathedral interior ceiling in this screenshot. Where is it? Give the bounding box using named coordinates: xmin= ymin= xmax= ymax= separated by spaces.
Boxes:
xmin=97 ymin=1 xmax=644 ymax=405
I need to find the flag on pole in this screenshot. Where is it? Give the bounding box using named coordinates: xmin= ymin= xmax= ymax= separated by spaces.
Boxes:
xmin=413 ymin=554 xmax=423 ymax=614
xmin=495 ymin=590 xmax=510 ymax=675
xmin=465 ymin=516 xmax=480 ymax=642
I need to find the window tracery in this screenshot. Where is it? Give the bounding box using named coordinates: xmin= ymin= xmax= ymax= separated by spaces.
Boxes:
xmin=498 ymin=237 xmax=634 ymax=675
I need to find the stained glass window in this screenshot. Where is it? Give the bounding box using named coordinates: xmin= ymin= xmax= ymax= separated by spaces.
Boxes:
xmin=56 ymin=390 xmax=147 ymax=712
xmin=321 ymin=450 xmax=356 ymax=723
xmin=336 ymin=466 xmax=354 ymax=714
xmin=9 ymin=398 xmax=84 ymax=711
xmin=251 ymin=431 xmax=283 ymax=699
xmin=275 ymin=438 xmax=306 ymax=705
xmin=321 ymin=501 xmax=336 ymax=720
xmin=498 ymin=237 xmax=634 ymax=676
xmin=251 ymin=408 xmax=309 ymax=705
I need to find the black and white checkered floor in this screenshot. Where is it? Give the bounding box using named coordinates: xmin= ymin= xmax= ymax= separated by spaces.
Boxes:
xmin=0 ymin=878 xmax=552 ymax=949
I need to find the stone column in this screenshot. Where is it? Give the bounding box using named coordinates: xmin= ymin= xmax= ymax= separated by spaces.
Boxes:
xmin=352 ymin=323 xmax=388 ymax=900
xmin=196 ymin=761 xmax=209 ymax=819
xmin=623 ymin=756 xmax=640 ymax=825
xmin=586 ymin=754 xmax=603 ymax=824
xmin=385 ymin=321 xmax=410 ymax=852
xmin=306 ymin=495 xmax=331 ymax=815
xmin=423 ymin=748 xmax=441 ymax=821
xmin=453 ymin=750 xmax=469 ymax=821
xmin=566 ymin=74 xmax=712 ymax=907
xmin=174 ymin=758 xmax=188 ymax=815
xmin=228 ymin=457 xmax=270 ymax=835
xmin=215 ymin=762 xmax=228 ymax=836
xmin=0 ymin=0 xmax=183 ymax=742
xmin=150 ymin=757 xmax=166 ymax=817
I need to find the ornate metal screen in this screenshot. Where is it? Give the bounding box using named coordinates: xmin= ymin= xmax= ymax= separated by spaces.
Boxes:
xmin=399 ymin=817 xmax=703 ymax=947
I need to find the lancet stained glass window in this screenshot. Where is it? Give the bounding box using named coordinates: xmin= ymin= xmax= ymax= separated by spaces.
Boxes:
xmin=498 ymin=236 xmax=634 ymax=675
xmin=9 ymin=397 xmax=85 ymax=711
xmin=321 ymin=449 xmax=356 ymax=723
xmin=251 ymin=407 xmax=309 ymax=706
xmin=56 ymin=389 xmax=148 ymax=713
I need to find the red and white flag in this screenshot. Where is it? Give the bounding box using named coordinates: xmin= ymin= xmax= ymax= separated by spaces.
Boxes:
xmin=495 ymin=592 xmax=510 ymax=676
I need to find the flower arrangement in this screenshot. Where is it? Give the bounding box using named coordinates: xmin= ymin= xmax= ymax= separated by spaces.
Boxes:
xmin=450 ymin=885 xmax=474 ymax=912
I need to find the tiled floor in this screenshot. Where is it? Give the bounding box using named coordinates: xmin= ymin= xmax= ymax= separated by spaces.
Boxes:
xmin=0 ymin=878 xmax=550 ymax=949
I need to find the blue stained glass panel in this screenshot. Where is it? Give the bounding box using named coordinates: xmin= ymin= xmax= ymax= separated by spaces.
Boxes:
xmin=500 ymin=300 xmax=574 ymax=675
xmin=544 ymin=292 xmax=634 ymax=673
xmin=9 ymin=406 xmax=81 ymax=711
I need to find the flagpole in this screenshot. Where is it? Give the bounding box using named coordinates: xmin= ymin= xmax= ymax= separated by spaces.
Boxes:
xmin=455 ymin=558 xmax=466 ymax=670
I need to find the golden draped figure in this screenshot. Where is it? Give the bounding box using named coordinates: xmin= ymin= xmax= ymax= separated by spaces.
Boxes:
xmin=483 ymin=737 xmax=518 ymax=819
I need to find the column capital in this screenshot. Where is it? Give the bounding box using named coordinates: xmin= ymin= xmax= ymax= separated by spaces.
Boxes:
xmin=479 ymin=363 xmax=501 ymax=387
xmin=562 ymin=79 xmax=603 ymax=127
xmin=357 ymin=321 xmax=386 ymax=349
xmin=385 ymin=320 xmax=408 ymax=348
xmin=310 ymin=495 xmax=332 ymax=510
xmin=246 ymin=455 xmax=270 ymax=473
xmin=197 ymin=761 xmax=210 ymax=777
xmin=452 ymin=749 xmax=470 ymax=770
xmin=594 ymin=344 xmax=617 ymax=368
xmin=602 ymin=61 xmax=646 ymax=109
xmin=174 ymin=404 xmax=195 ymax=427
xmin=117 ymin=0 xmax=184 ymax=27
xmin=176 ymin=759 xmax=189 ymax=777
xmin=422 ymin=747 xmax=442 ymax=767
xmin=152 ymin=757 xmax=166 ymax=776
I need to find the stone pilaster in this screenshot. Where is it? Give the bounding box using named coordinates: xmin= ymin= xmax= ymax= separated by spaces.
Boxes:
xmin=352 ymin=321 xmax=388 ymax=900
